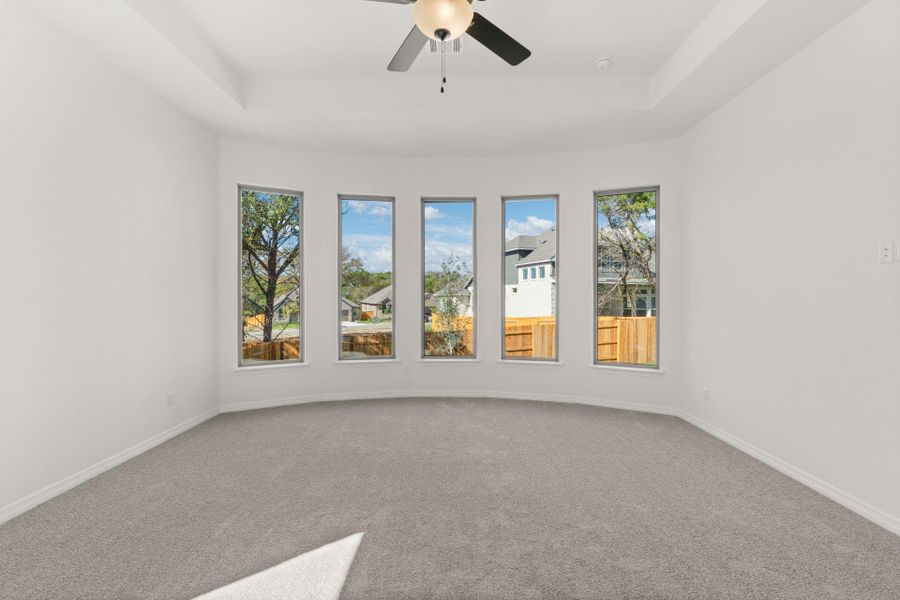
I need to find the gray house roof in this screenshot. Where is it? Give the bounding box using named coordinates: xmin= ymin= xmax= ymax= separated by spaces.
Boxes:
xmin=341 ymin=297 xmax=359 ymax=309
xmin=505 ymin=235 xmax=537 ymax=252
xmin=507 ymin=228 xmax=556 ymax=267
xmin=361 ymin=285 xmax=392 ymax=306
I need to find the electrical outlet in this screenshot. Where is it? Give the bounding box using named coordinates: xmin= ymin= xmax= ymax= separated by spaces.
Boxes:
xmin=703 ymin=387 xmax=711 ymax=402
xmin=878 ymin=241 xmax=897 ymax=264
xmin=166 ymin=392 xmax=175 ymax=407
xmin=403 ymin=366 xmax=409 ymax=375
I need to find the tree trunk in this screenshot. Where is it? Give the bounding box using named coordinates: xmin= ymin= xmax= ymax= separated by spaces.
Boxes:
xmin=263 ymin=247 xmax=278 ymax=342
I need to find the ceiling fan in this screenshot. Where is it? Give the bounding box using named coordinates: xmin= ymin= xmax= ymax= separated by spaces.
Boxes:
xmin=364 ymin=0 xmax=531 ymax=74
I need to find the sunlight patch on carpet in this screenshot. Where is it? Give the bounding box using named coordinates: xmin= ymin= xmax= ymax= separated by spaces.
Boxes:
xmin=193 ymin=533 xmax=364 ymax=600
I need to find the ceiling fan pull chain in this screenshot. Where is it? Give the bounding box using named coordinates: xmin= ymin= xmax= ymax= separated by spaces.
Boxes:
xmin=441 ymin=39 xmax=446 ymax=94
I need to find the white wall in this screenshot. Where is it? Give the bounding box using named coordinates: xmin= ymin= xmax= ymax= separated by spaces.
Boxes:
xmin=0 ymin=1 xmax=218 ymax=514
xmin=217 ymin=137 xmax=684 ymax=412
xmin=682 ymin=0 xmax=900 ymax=529
xmin=4 ymin=0 xmax=896 ymax=538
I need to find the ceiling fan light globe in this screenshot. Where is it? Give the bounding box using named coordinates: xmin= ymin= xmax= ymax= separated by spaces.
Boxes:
xmin=413 ymin=0 xmax=473 ymax=41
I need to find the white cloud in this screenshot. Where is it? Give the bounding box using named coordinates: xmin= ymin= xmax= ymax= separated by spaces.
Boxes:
xmin=505 ymin=216 xmax=554 ymax=240
xmin=638 ymin=219 xmax=656 ymax=236
xmin=342 ymin=234 xmax=393 ymax=273
xmin=423 ymin=206 xmax=444 ymax=220
xmin=424 ymin=240 xmax=473 ymax=273
xmin=345 ymin=200 xmax=391 ymax=218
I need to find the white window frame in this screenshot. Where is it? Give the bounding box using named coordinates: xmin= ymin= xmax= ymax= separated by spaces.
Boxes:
xmin=593 ymin=185 xmax=660 ymax=370
xmin=338 ymin=194 xmax=397 ymax=361
xmin=237 ymin=184 xmax=305 ymax=368
xmin=420 ymin=197 xmax=477 ymax=360
xmin=500 ymin=195 xmax=560 ymax=362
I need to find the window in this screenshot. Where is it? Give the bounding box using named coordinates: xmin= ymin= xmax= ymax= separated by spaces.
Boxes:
xmin=502 ymin=196 xmax=558 ymax=361
xmin=239 ymin=186 xmax=302 ymax=366
xmin=339 ymin=196 xmax=395 ymax=359
xmin=422 ymin=198 xmax=475 ymax=358
xmin=595 ymin=187 xmax=658 ymax=368
xmin=539 ymin=266 xmax=545 ymax=279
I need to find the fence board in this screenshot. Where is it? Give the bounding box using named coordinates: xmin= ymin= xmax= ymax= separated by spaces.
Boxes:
xmin=342 ymin=333 xmax=392 ymax=356
xmin=242 ymin=339 xmax=301 ymax=362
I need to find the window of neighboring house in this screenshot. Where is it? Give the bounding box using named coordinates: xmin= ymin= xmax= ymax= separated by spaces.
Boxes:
xmin=339 ymin=196 xmax=395 ymax=359
xmin=422 ymin=198 xmax=476 ymax=358
xmin=539 ymin=266 xmax=545 ymax=279
xmin=239 ymin=186 xmax=303 ymax=366
xmin=595 ymin=187 xmax=658 ymax=368
xmin=502 ymin=196 xmax=559 ymax=361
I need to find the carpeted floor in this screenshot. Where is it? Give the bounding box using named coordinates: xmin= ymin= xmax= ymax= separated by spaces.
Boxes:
xmin=1 ymin=397 xmax=898 ymax=599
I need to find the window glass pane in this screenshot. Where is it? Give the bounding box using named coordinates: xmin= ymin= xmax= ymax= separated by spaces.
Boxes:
xmin=422 ymin=199 xmax=475 ymax=358
xmin=503 ymin=197 xmax=558 ymax=360
xmin=596 ymin=189 xmax=658 ymax=367
xmin=240 ymin=188 xmax=302 ymax=364
xmin=539 ymin=266 xmax=545 ymax=278
xmin=340 ymin=197 xmax=394 ymax=359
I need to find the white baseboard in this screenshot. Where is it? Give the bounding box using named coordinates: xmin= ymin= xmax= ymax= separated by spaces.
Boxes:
xmin=218 ymin=389 xmax=679 ymax=417
xmin=0 ymin=407 xmax=220 ymax=526
xmin=679 ymin=410 xmax=900 ymax=537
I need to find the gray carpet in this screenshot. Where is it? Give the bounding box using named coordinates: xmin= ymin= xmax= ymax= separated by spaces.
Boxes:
xmin=1 ymin=398 xmax=898 ymax=599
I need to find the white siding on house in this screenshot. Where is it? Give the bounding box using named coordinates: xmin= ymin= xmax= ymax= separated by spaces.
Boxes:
xmin=505 ymin=265 xmax=555 ymax=317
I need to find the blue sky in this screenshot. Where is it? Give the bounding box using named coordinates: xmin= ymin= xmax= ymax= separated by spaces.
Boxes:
xmin=504 ymin=197 xmax=557 ymax=241
xmin=423 ymin=200 xmax=474 ymax=273
xmin=341 ymin=199 xmax=393 ymax=273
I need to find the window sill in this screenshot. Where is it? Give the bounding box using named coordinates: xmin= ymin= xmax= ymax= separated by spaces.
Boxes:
xmin=334 ymin=358 xmax=400 ymax=365
xmin=589 ymin=364 xmax=666 ymax=376
xmin=497 ymin=359 xmax=564 ymax=366
xmin=417 ymin=358 xmax=481 ymax=365
xmin=232 ymin=362 xmax=308 ymax=375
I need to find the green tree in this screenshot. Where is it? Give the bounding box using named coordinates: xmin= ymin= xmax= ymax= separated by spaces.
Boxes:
xmin=597 ymin=191 xmax=656 ymax=316
xmin=242 ymin=190 xmax=300 ymax=342
xmin=430 ymin=255 xmax=470 ymax=356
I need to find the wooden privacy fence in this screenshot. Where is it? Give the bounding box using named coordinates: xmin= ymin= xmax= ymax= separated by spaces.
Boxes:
xmin=597 ymin=317 xmax=656 ymax=365
xmin=243 ymin=314 xmax=266 ymax=329
xmin=429 ymin=315 xmax=655 ymax=362
xmin=424 ymin=328 xmax=474 ymax=356
xmin=242 ymin=339 xmax=300 ymax=362
xmin=342 ymin=333 xmax=393 ymax=356
xmin=504 ymin=317 xmax=556 ymax=358
xmin=331 ymin=316 xmax=656 ymax=363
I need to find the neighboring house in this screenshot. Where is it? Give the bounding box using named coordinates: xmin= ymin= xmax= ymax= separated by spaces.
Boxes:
xmin=360 ymin=285 xmax=393 ymax=319
xmin=504 ymin=229 xmax=556 ymax=318
xmin=596 ymin=229 xmax=657 ymax=317
xmin=245 ymin=289 xmax=299 ymax=328
xmin=341 ymin=297 xmax=361 ymax=322
xmin=432 ymin=275 xmax=473 ymax=318
xmin=423 ymin=293 xmax=438 ymax=320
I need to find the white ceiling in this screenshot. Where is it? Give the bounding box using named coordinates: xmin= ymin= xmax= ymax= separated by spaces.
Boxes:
xmin=25 ymin=0 xmax=872 ymax=155
xmin=173 ymin=0 xmax=722 ymax=79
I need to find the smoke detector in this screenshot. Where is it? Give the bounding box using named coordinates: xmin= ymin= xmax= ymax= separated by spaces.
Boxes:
xmin=595 ymin=57 xmax=614 ymax=71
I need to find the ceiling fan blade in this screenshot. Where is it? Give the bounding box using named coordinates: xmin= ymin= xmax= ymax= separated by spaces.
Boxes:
xmin=466 ymin=12 xmax=531 ymax=66
xmin=388 ymin=26 xmax=429 ymax=72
